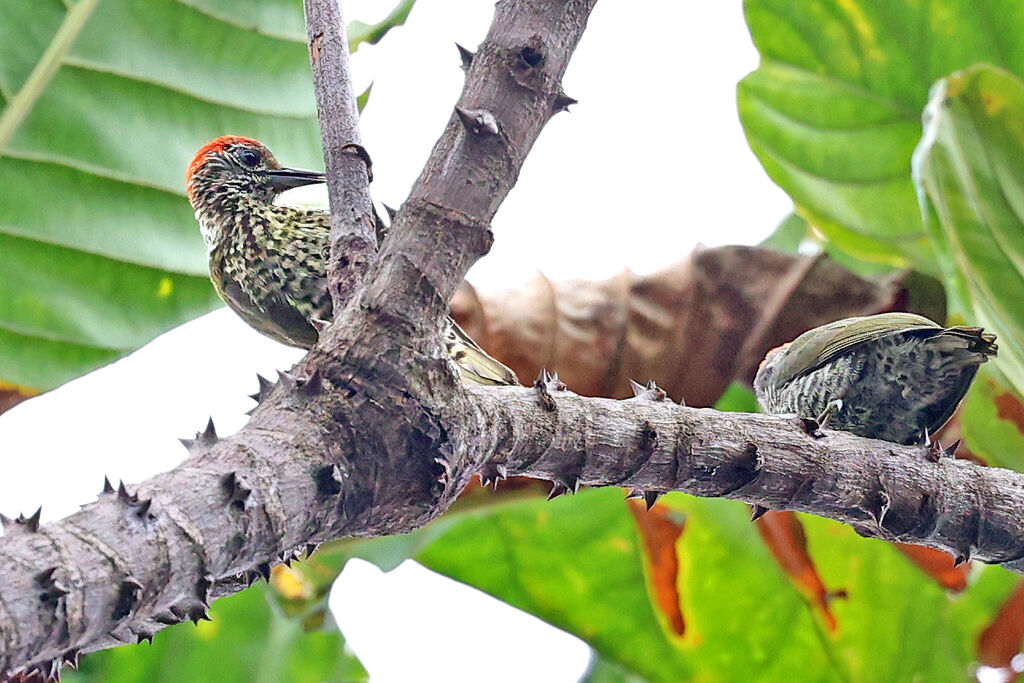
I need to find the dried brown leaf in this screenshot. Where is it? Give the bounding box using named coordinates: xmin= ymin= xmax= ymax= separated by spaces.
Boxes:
xmin=627 ymin=499 xmax=687 ymax=637
xmin=452 ymin=246 xmax=901 ymax=405
xmin=756 ymin=511 xmax=845 ymax=632
xmin=977 ymin=579 xmax=1024 ymax=679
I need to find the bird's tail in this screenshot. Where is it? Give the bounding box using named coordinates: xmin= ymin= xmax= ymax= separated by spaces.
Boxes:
xmin=936 ymin=326 xmax=998 ymax=363
xmin=445 ymin=319 xmax=520 ymax=386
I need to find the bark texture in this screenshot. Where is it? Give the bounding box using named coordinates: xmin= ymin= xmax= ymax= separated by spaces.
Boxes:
xmin=1 ymin=0 xmax=1023 ymax=679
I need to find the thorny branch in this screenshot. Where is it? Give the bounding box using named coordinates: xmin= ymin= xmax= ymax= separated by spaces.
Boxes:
xmin=1 ymin=0 xmax=1024 ymax=679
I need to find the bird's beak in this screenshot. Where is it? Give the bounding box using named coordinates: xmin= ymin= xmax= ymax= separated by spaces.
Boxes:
xmin=265 ymin=167 xmax=326 ymax=192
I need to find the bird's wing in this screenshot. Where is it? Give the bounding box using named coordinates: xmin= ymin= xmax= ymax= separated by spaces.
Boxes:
xmin=444 ymin=319 xmax=520 ymax=386
xmin=774 ymin=313 xmax=940 ymax=385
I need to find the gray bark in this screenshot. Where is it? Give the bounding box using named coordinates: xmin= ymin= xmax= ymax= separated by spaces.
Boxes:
xmin=1 ymin=0 xmax=1023 ymax=679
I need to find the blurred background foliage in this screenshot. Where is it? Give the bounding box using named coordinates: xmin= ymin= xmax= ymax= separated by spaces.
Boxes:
xmin=2 ymin=0 xmax=1024 ymax=680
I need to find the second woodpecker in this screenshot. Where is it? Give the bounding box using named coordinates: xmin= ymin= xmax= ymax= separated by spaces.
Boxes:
xmin=754 ymin=312 xmax=997 ymax=446
xmin=186 ymin=136 xmax=519 ymax=386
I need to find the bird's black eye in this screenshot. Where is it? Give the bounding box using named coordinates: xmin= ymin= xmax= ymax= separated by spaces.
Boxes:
xmin=238 ymin=148 xmax=261 ymax=168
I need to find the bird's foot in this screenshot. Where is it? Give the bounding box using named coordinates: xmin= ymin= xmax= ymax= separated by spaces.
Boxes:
xmin=799 ymin=399 xmax=843 ymax=438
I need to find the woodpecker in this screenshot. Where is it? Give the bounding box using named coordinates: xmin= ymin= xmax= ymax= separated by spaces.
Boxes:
xmin=753 ymin=313 xmax=996 ymax=445
xmin=186 ymin=135 xmax=519 ymax=386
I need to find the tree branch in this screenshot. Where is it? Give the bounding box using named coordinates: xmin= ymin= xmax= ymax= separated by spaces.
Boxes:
xmin=2 ymin=0 xmax=1020 ymax=679
xmin=360 ymin=0 xmax=595 ymax=334
xmin=469 ymin=385 xmax=1024 ymax=573
xmin=0 ymin=1 xmax=599 ymax=677
xmin=303 ymin=0 xmax=377 ymax=307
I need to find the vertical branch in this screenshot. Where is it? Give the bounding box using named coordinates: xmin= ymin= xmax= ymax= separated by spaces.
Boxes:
xmin=303 ymin=0 xmax=377 ymax=310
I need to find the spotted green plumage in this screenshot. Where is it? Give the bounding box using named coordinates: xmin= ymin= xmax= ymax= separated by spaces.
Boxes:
xmin=754 ymin=313 xmax=997 ymax=445
xmin=187 ymin=136 xmax=518 ymax=386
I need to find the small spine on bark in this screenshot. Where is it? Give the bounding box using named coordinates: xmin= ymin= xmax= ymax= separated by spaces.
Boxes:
xmin=295 ymin=368 xmax=324 ymax=397
xmin=548 ymin=481 xmax=570 ymax=500
xmin=455 ymin=106 xmax=500 ymax=136
xmin=101 ymin=476 xmax=115 ymax=495
xmin=0 ymin=506 xmax=41 ymax=535
xmin=277 ymin=370 xmax=297 ymax=392
xmin=456 ymin=43 xmax=474 ymax=71
xmin=630 ymin=379 xmax=667 ymax=402
xmin=552 ymin=92 xmax=578 ymax=113
xmin=533 ymin=369 xmax=557 ymax=412
xmin=750 ymin=504 xmax=770 ymax=521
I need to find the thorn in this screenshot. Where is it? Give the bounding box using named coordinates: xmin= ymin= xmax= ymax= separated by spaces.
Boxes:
xmin=941 ymin=439 xmax=961 ymax=459
xmin=316 ymin=464 xmax=343 ymax=496
xmin=154 ymin=611 xmax=179 ymax=625
xmin=277 ymin=370 xmax=297 ymax=391
xmin=548 ymin=482 xmax=569 ymax=500
xmin=187 ymin=605 xmax=211 ymax=624
xmin=305 ymin=542 xmax=320 ymax=557
xmin=137 ymin=631 xmax=154 ymax=645
xmin=200 ymin=418 xmax=218 ymax=445
xmin=23 ymin=507 xmax=41 ymax=532
xmin=495 ymin=464 xmax=508 ymax=479
xmin=533 ymin=370 xmax=557 ymax=412
xmin=954 ymin=552 xmax=970 ymax=567
xmin=382 ymin=203 xmax=398 ymax=222
xmin=553 ymin=92 xmax=578 ymax=112
xmin=102 ymin=476 xmax=115 ymax=495
xmin=248 ymin=374 xmax=275 ymax=405
xmin=455 ymin=106 xmax=499 ymax=135
xmin=257 ymin=562 xmax=272 ymax=581
xmin=546 ymin=370 xmax=567 ymax=392
xmin=630 ymin=379 xmax=667 ymax=401
xmin=456 ymin=42 xmax=474 ymax=71
xmin=557 ymin=476 xmax=580 ymax=495
xmin=295 ymin=368 xmax=324 ymax=397
xmin=643 ymin=491 xmax=661 ymax=511
xmin=751 ymin=504 xmax=770 ymax=521
xmin=799 ymin=416 xmax=826 ymax=439
xmin=179 ymin=437 xmax=197 ymax=451
xmin=136 ymin=498 xmax=152 ymax=519
xmin=117 ymin=481 xmax=138 ymax=504
xmin=62 ymin=649 xmax=80 ymax=670
xmin=625 ymin=488 xmax=645 ymax=500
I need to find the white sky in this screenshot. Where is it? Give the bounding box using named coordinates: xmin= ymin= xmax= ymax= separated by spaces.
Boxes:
xmin=0 ymin=1 xmax=789 ymax=681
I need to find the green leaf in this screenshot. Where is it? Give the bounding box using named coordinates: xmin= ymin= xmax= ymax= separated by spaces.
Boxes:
xmin=713 ymin=381 xmax=760 ymax=413
xmin=65 ymin=585 xmax=367 ymax=683
xmin=739 ymin=0 xmax=1024 ymax=271
xmin=301 ymin=487 xmax=1018 ymax=682
xmin=0 ymin=0 xmax=415 ymax=394
xmin=347 ymin=0 xmax=417 ymax=49
xmin=759 ymin=212 xmax=808 ymax=253
xmin=912 ymin=64 xmax=1024 ymax=399
xmin=961 ymin=369 xmax=1024 ymax=473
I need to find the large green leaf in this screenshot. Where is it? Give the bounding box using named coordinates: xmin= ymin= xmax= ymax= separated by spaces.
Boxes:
xmin=738 ymin=0 xmax=1024 ymax=270
xmin=0 ymin=0 xmax=414 ymax=395
xmin=65 ymin=584 xmax=367 ymax=683
xmin=912 ymin=64 xmax=1024 ymax=401
xmin=298 ymin=487 xmax=1016 ymax=682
